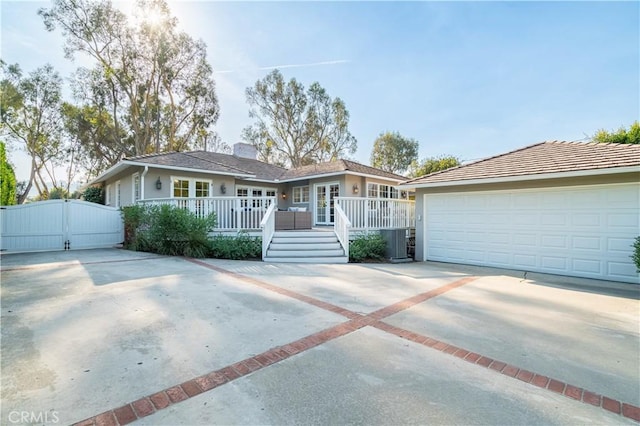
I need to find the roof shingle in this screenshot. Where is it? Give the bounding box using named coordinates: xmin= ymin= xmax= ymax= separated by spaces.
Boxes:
xmin=280 ymin=159 xmax=406 ymax=181
xmin=402 ymin=141 xmax=640 ymax=186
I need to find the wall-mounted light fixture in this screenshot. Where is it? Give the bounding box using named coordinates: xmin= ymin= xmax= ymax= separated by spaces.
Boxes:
xmin=155 ymin=177 xmax=162 ymax=190
xmin=220 ymin=182 xmax=226 ymax=194
xmin=352 ymin=184 xmax=359 ymax=194
xmin=401 ymin=190 xmax=408 ymax=199
xmin=281 ymin=191 xmax=287 ymax=200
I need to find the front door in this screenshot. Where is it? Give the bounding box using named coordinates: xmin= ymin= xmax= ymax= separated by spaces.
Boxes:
xmin=315 ymin=183 xmax=340 ymax=225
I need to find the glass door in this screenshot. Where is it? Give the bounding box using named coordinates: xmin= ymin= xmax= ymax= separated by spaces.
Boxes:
xmin=315 ymin=183 xmax=340 ymax=225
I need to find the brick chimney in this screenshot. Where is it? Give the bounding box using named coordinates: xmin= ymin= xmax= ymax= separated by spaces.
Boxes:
xmin=233 ymin=143 xmax=257 ymax=160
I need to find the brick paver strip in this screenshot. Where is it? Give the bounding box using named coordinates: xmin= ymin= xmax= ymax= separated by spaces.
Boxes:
xmin=71 ymin=261 xmax=640 ymax=425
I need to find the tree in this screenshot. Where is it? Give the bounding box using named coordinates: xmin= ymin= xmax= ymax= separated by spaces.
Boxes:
xmin=243 ymin=69 xmax=357 ymax=167
xmin=0 ymin=62 xmax=65 ymax=203
xmin=370 ymin=131 xmax=419 ymax=174
xmin=409 ymin=156 xmax=461 ymax=178
xmin=591 ymin=121 xmax=640 ymax=144
xmin=39 ymin=0 xmax=220 ymax=158
xmin=0 ymin=142 xmax=17 ymax=205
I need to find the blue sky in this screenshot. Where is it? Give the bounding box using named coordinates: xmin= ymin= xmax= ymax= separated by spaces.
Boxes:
xmin=2 ymin=1 xmax=639 ymax=183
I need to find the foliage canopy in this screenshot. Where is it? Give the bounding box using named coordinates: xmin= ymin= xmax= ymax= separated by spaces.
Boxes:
xmin=409 ymin=155 xmax=461 ymax=178
xmin=370 ymin=131 xmax=419 ymax=174
xmin=591 ymin=121 xmax=640 ymax=145
xmin=243 ymin=69 xmax=356 ymax=168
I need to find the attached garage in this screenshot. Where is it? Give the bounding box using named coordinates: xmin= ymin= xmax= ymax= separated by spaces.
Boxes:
xmin=403 ymin=142 xmax=640 ymax=284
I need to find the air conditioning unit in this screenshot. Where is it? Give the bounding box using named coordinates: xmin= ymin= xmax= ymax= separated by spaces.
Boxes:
xmin=380 ymin=229 xmax=412 ymax=263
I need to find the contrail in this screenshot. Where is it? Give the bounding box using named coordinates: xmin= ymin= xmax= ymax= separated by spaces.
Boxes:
xmin=215 ymin=59 xmax=350 ymax=74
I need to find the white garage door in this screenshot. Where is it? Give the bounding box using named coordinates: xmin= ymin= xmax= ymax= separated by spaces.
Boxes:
xmin=424 ymin=183 xmax=640 ymax=284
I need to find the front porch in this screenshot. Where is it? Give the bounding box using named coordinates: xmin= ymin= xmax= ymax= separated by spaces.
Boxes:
xmin=139 ymin=196 xmax=415 ymax=232
xmin=139 ymin=196 xmax=416 ymax=262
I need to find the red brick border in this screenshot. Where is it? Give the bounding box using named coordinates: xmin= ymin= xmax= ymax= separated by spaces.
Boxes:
xmin=370 ymin=320 xmax=640 ymax=423
xmin=70 ymin=261 xmax=640 ymax=425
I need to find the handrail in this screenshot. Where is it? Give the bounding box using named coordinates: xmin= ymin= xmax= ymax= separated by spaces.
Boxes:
xmin=334 ymin=203 xmax=352 ymax=260
xmin=260 ymin=202 xmax=277 ymax=259
xmin=139 ymin=196 xmax=276 ymax=231
xmin=334 ymin=197 xmax=415 ymax=230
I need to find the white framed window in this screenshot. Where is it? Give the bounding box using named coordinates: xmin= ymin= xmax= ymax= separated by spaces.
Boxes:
xmin=236 ymin=185 xmax=276 ymax=208
xmin=115 ymin=180 xmax=121 ymax=208
xmin=293 ymin=186 xmax=310 ymax=203
xmin=132 ymin=173 xmax=140 ymax=203
xmin=171 ymin=177 xmax=212 ymax=198
xmin=367 ymin=183 xmax=378 ymax=198
xmin=367 ymin=183 xmax=406 ymax=199
xmin=106 ymin=184 xmax=111 ymax=205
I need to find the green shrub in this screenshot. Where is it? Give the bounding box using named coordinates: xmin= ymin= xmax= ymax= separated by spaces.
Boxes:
xmin=83 ymin=186 xmax=104 ymax=204
xmin=349 ymin=232 xmax=386 ymax=262
xmin=632 ymin=236 xmax=640 ymax=273
xmin=122 ymin=204 xmax=216 ymax=258
xmin=210 ymin=232 xmax=262 ymax=260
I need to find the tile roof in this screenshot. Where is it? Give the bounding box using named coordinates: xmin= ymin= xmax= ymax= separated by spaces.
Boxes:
xmin=126 ymin=152 xmax=407 ymax=182
xmin=401 ymin=141 xmax=640 ymax=186
xmin=280 ymin=159 xmax=406 ymax=181
xmin=126 ymin=151 xmax=286 ymax=180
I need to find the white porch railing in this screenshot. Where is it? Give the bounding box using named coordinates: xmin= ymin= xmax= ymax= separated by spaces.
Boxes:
xmin=336 ymin=197 xmax=415 ymax=230
xmin=334 ymin=204 xmax=352 ymax=259
xmin=140 ymin=197 xmax=277 ymax=231
xmin=260 ymin=202 xmax=277 ymax=259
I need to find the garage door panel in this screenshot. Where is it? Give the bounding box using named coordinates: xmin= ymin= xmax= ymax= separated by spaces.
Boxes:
xmin=605 ymin=185 xmax=639 ymax=207
xmin=513 ymin=254 xmax=536 ymax=268
xmin=572 ymin=259 xmax=602 ymax=274
xmin=608 ymin=262 xmax=637 ymax=278
xmin=571 ymin=236 xmax=601 ymax=251
xmin=513 ymin=233 xmax=537 ymax=247
xmin=541 ymin=213 xmax=567 ymax=226
xmin=570 ymin=190 xmax=603 ymax=207
xmin=466 ymin=250 xmax=485 ymax=262
xmin=489 ymin=214 xmax=511 ymax=225
xmin=424 ymin=183 xmax=639 ymax=283
xmin=607 ymin=237 xmax=635 ymax=253
xmin=512 ymin=193 xmax=539 ymax=208
xmin=541 ymin=256 xmax=567 ymax=271
xmin=541 ymin=235 xmax=568 ymax=249
xmin=467 ymin=231 xmax=486 ymax=243
xmin=608 ymin=213 xmax=638 ymax=228
xmin=487 ymin=251 xmax=511 ymax=265
xmin=513 ymin=213 xmax=539 ymax=226
xmin=572 ymin=213 xmax=601 ymax=227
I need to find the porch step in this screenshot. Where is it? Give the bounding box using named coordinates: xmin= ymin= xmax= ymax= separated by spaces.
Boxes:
xmin=269 ymin=242 xmax=343 ymax=251
xmin=271 ymin=236 xmax=338 ymax=244
xmin=264 ymin=230 xmax=348 ymax=264
xmin=263 ymin=256 xmax=349 ymax=264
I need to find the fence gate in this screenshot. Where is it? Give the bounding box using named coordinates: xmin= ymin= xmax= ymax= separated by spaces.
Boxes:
xmin=0 ymin=200 xmax=124 ymax=253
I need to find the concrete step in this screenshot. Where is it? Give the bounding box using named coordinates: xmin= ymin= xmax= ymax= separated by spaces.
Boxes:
xmin=271 ymin=236 xmax=338 ymax=244
xmin=269 ymin=242 xmax=342 ymax=251
xmin=263 ymin=256 xmax=349 ymax=264
xmin=266 ymin=249 xmax=345 ymax=258
xmin=273 ymin=231 xmax=334 ymax=238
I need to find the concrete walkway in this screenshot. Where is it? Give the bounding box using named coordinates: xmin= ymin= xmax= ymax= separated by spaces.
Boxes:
xmin=1 ymin=249 xmax=638 ymax=425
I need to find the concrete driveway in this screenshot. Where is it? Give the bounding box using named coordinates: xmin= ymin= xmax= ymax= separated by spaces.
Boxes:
xmin=1 ymin=249 xmax=638 ymax=425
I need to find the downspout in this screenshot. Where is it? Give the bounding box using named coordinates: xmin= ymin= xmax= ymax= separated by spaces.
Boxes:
xmin=141 ymin=166 xmax=149 ymax=202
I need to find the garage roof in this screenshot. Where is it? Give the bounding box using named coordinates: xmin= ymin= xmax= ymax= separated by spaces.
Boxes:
xmin=401 ymin=141 xmax=640 ymax=188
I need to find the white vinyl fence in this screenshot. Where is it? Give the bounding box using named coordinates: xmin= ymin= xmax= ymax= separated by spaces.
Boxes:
xmin=0 ymin=200 xmax=124 ymax=253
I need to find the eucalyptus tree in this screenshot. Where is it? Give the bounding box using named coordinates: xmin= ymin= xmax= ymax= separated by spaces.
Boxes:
xmin=243 ymin=69 xmax=357 ymax=167
xmin=0 ymin=62 xmax=65 ymax=203
xmin=370 ymin=131 xmax=419 ymax=174
xmin=39 ymin=0 xmax=220 ymax=157
xmin=0 ymin=142 xmax=17 ymax=205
